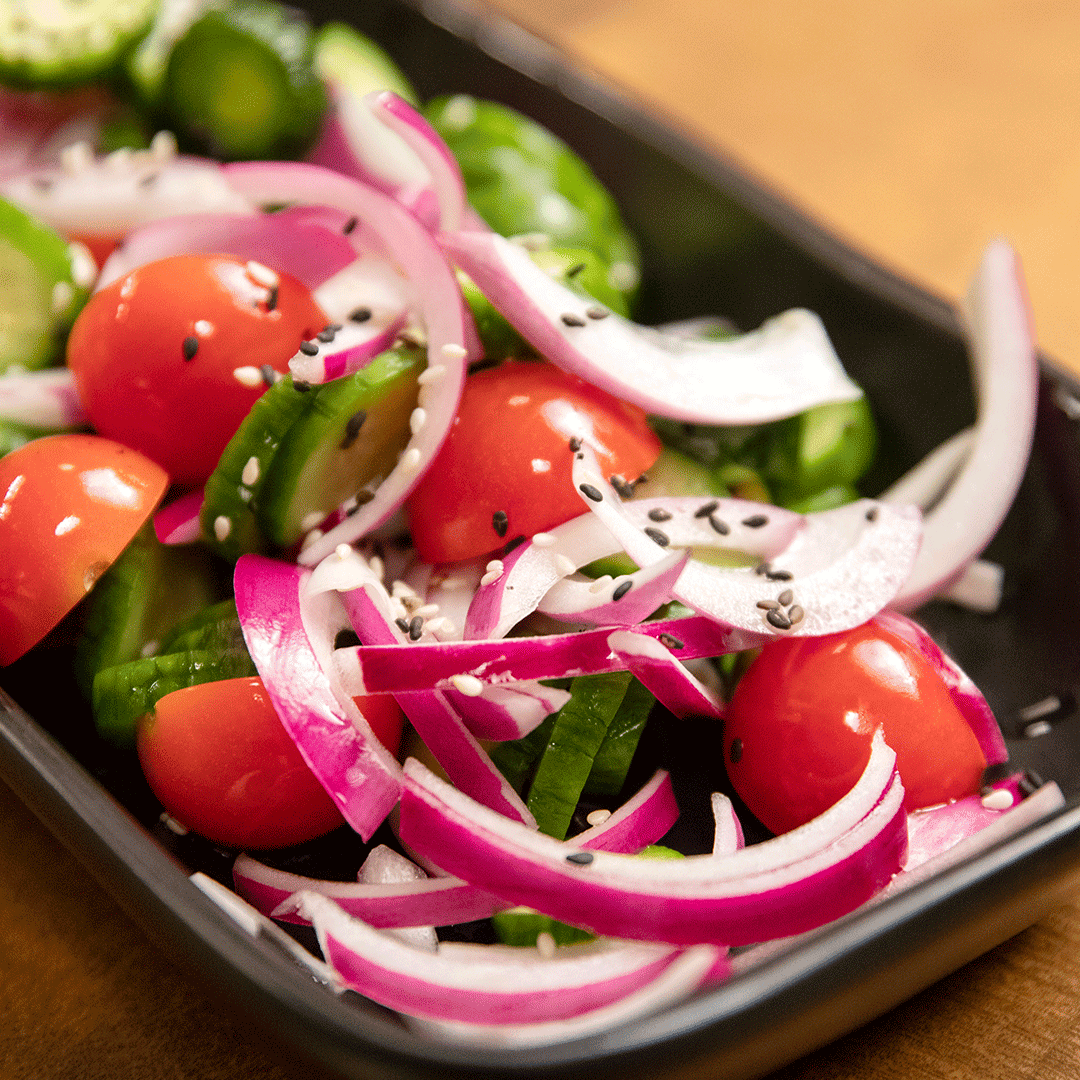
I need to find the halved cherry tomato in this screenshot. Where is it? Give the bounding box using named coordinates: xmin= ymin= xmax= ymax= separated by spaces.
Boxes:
xmin=66 ymin=253 xmax=328 ymax=486
xmin=137 ymin=676 xmax=405 ymax=850
xmin=0 ymin=433 xmax=168 ymax=666
xmin=406 ymin=360 xmax=662 ymax=563
xmin=724 ymin=615 xmax=988 ymax=835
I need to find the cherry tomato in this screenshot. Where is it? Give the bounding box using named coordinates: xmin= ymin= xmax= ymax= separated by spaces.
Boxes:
xmin=0 ymin=433 xmax=168 ymax=666
xmin=66 ymin=253 xmax=328 ymax=486
xmin=406 ymin=360 xmax=662 ymax=563
xmin=137 ymin=677 xmax=405 ymax=849
xmin=723 ymin=615 xmax=988 ymax=834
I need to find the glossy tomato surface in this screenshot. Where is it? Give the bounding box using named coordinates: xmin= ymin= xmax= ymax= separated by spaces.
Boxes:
xmin=724 ymin=615 xmax=988 ymax=835
xmin=66 ymin=253 xmax=328 ymax=486
xmin=0 ymin=433 xmax=168 ymax=666
xmin=405 ymin=360 xmax=662 ymax=563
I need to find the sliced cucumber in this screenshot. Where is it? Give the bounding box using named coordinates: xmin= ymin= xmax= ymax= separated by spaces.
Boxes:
xmin=124 ymin=0 xmax=221 ymax=110
xmin=92 ymin=645 xmax=257 ymax=746
xmin=163 ymin=0 xmax=326 ymax=160
xmin=74 ymin=524 xmax=222 ymax=699
xmin=491 ymin=908 xmax=594 ymax=947
xmin=584 ymin=676 xmax=655 ymax=798
xmin=199 ymin=372 xmax=314 ymax=561
xmin=257 ymin=345 xmax=422 ymax=548
xmin=0 ymin=0 xmax=157 ymax=88
xmin=0 ymin=197 xmax=90 ymax=372
xmin=158 ymin=597 xmax=245 ymax=655
xmin=313 ymin=21 xmax=416 ymax=105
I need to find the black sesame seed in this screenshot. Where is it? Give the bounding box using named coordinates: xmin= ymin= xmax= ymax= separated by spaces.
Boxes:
xmin=334 ymin=628 xmax=361 ymax=649
xmin=1019 ymin=770 xmax=1044 ymax=797
xmin=766 ymin=608 xmax=792 ymax=630
xmin=585 ymin=306 xmax=609 ymax=320
xmin=708 ymin=515 xmax=730 ymax=536
xmin=609 ymin=474 xmax=635 ymax=499
xmin=503 ymin=535 xmax=526 ymax=555
xmin=340 ymin=410 xmax=367 ymax=451
xmin=138 ymin=172 xmax=159 ymax=188
xmin=266 ymin=284 xmax=278 ymax=312
xmin=349 ymin=307 xmax=372 ymax=323
xmin=788 ymin=605 xmax=805 ymax=625
xmin=355 ymin=489 xmax=376 ymax=506
xmin=644 ymin=527 xmax=670 ymax=547
xmin=742 ymin=514 xmax=769 ymax=528
xmin=657 ymin=633 xmax=684 ymax=650
xmin=395 ymin=617 xmax=410 ymax=633
xmin=409 ymin=615 xmax=424 ymax=641
xmin=31 ymin=176 xmax=52 ymax=192
xmin=182 ymin=336 xmax=199 ymax=361
xmin=612 ymin=580 xmax=633 ymax=601
xmin=568 ymin=436 xmax=582 ymax=452
xmin=694 ymin=500 xmax=720 ymax=519
xmin=317 ymin=325 xmax=339 ymax=343
xmin=561 ymin=312 xmax=587 ymax=327
xmin=565 ymin=851 xmax=594 ymax=865
xmin=579 ymin=483 xmax=604 ymax=503
xmin=293 ymin=380 xmax=312 ymax=392
xmin=299 ymin=340 xmax=319 ymax=356
xmin=765 ymin=569 xmax=793 ymax=582
xmin=565 ymin=262 xmax=586 ymax=279
xmin=260 ymin=364 xmax=277 ymax=387
xmin=492 ymin=510 xmax=509 ymax=537
xmin=648 ymin=507 xmax=672 ymax=522
xmin=343 ymin=216 xmax=358 ymax=235
xmin=777 ymin=588 xmax=794 ymax=606
xmin=754 ymin=563 xmax=770 ymax=576
xmin=729 ymin=737 xmax=743 ymax=764
xmin=865 ymin=507 xmax=879 ymax=522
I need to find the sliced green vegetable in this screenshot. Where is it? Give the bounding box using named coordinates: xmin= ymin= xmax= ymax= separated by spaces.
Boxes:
xmin=584 ymin=676 xmax=655 ymax=798
xmin=124 ymin=0 xmax=221 ymax=110
xmin=0 ymin=197 xmax=91 ymax=372
xmin=0 ymin=419 xmax=45 ymax=458
xmin=488 ymin=712 xmax=557 ymax=796
xmin=313 ymin=20 xmax=416 ymax=105
xmin=158 ymin=597 xmax=246 ymax=655
xmin=526 ymin=671 xmax=634 ymax=840
xmin=163 ymin=0 xmax=326 ymax=160
xmin=92 ymin=646 xmax=257 ymax=746
xmin=491 ymin=907 xmax=594 ymax=947
xmin=257 ymin=345 xmax=422 ymax=548
xmin=0 ymin=0 xmax=157 ymax=88
xmin=74 ymin=524 xmax=221 ymax=699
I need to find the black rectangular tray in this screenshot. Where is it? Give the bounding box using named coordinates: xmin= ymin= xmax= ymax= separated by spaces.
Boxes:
xmin=5 ymin=1 xmax=1080 ymax=1077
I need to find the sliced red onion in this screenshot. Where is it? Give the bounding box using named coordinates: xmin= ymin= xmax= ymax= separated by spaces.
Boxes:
xmin=571 ymin=448 xmax=922 ymax=638
xmin=711 ymin=793 xmax=744 ymax=857
xmin=939 ymin=559 xmax=1004 ymax=614
xmin=873 ymin=609 xmax=1007 ymax=765
xmin=405 ymin=943 xmax=723 ymax=1047
xmin=368 ymin=92 xmax=467 ymax=233
xmin=443 ymin=229 xmax=862 ymax=425
xmin=606 ymin=630 xmax=724 ymax=720
xmin=570 ymin=770 xmax=680 ymax=854
xmin=234 ymin=554 xmax=402 ymax=840
xmin=300 ymin=890 xmax=689 ymax=1024
xmin=287 ymin=314 xmax=406 ymax=384
xmin=398 ymin=734 xmax=907 ymax=946
xmin=152 ymin=488 xmax=204 ymax=545
xmin=442 ymin=682 xmax=565 ymax=742
xmin=2 ymin=137 xmax=252 ymax=237
xmin=0 ymin=366 xmax=87 ymax=428
xmin=222 ymin=162 xmax=473 ymax=560
xmin=891 ymin=240 xmax=1038 ymax=609
xmin=95 ymin=208 xmax=356 ymax=291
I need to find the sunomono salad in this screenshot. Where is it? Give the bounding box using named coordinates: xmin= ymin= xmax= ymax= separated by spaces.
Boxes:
xmin=0 ymin=0 xmax=1059 ymax=1047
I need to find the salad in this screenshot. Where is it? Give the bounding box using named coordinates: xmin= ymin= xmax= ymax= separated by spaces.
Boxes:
xmin=0 ymin=0 xmax=1059 ymax=1049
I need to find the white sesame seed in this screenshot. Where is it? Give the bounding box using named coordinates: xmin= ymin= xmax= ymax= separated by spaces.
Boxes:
xmin=532 ymin=532 xmax=556 ymax=547
xmin=149 ymin=130 xmax=178 ymax=161
xmin=300 ymin=528 xmax=324 ymax=551
xmin=485 ymin=559 xmax=504 ymax=573
xmin=418 ymin=364 xmax=447 ymax=385
xmin=233 ymin=366 xmax=262 ymax=387
xmin=54 ymin=514 xmax=80 ymax=536
xmin=238 ymin=487 xmax=252 ymax=503
xmin=535 ymin=931 xmax=556 ymax=960
xmin=450 ymin=674 xmax=485 ymax=697
xmin=241 ymin=456 xmax=260 ymax=486
xmin=245 ymin=260 xmax=279 ymax=287
xmin=68 ymin=242 xmax=96 ymax=288
xmin=301 ymin=510 xmax=326 ymax=532
xmin=335 ymin=543 xmax=352 ymax=560
xmin=589 ymin=575 xmax=613 ymax=594
xmin=194 ymin=319 xmax=214 ymax=336
xmin=981 ymin=789 xmax=1014 ymax=811
xmin=368 ymin=555 xmax=384 ymax=580
xmin=51 ymin=280 xmax=73 ymax=316
xmin=213 ymin=516 xmax=231 ymax=541
xmin=479 ymin=570 xmax=502 ymax=587
xmin=159 ymin=812 xmax=189 ymax=836
xmin=440 ymin=343 xmax=467 ymax=359
xmin=554 ymin=554 xmax=577 ymax=577
xmin=391 ymin=580 xmax=417 ymax=598
xmin=586 ymin=808 xmax=612 ymax=826
xmin=60 ymin=140 xmax=92 ymax=174
xmin=438 ymin=576 xmax=468 ymax=591
xmin=415 ymin=603 xmax=440 ymax=618
xmin=424 ymin=617 xmax=450 ymax=636
xmin=400 ymin=447 xmax=423 ymax=471
xmin=409 ymin=407 xmax=427 ymax=434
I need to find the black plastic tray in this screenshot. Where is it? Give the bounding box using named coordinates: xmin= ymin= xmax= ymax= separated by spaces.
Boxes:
xmin=5 ymin=1 xmax=1080 ymax=1077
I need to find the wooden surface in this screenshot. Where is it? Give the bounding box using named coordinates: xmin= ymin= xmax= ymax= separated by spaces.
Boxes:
xmin=5 ymin=1 xmax=1080 ymax=1078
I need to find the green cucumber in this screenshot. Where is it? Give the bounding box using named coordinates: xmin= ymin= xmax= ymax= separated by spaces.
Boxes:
xmin=0 ymin=418 xmax=45 ymax=457
xmin=0 ymin=0 xmax=157 ymax=88
xmin=491 ymin=908 xmax=594 ymax=947
xmin=313 ymin=21 xmax=416 ymax=105
xmin=74 ymin=524 xmax=221 ymax=699
xmin=584 ymin=676 xmax=655 ymax=798
xmin=488 ymin=712 xmax=557 ymax=796
xmin=124 ymin=0 xmax=221 ymax=110
xmin=158 ymin=597 xmax=245 ymax=655
xmin=0 ymin=197 xmax=90 ymax=372
xmin=257 ymin=345 xmax=422 ymax=548
xmin=526 ymin=671 xmax=634 ymax=840
xmin=200 ymin=372 xmax=314 ymax=561
xmin=162 ymin=0 xmax=327 ymax=160
xmin=92 ymin=646 xmax=257 ymax=746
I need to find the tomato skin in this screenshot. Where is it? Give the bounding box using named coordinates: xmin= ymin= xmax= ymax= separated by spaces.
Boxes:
xmin=66 ymin=253 xmax=327 ymax=486
xmin=724 ymin=615 xmax=988 ymax=835
xmin=0 ymin=434 xmax=168 ymax=666
xmin=406 ymin=360 xmax=662 ymax=563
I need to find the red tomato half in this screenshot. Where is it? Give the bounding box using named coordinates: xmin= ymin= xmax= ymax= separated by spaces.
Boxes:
xmin=723 ymin=615 xmax=988 ymax=834
xmin=406 ymin=361 xmax=662 ymax=563
xmin=137 ymin=677 xmax=405 ymax=849
xmin=66 ymin=253 xmax=328 ymax=486
xmin=0 ymin=434 xmax=168 ymax=666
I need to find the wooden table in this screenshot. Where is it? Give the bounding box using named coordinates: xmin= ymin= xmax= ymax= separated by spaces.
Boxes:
xmin=5 ymin=1 xmax=1080 ymax=1077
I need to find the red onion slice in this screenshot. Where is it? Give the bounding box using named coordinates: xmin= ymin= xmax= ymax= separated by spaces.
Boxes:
xmin=443 ymin=229 xmax=862 ymax=425
xmin=287 ymin=315 xmax=407 ymax=384
xmin=221 ymin=162 xmax=473 ymax=560
xmin=0 ymin=366 xmax=87 ymax=428
xmin=152 ymin=488 xmax=204 ymax=545
xmin=442 ymin=682 xmax=566 ymax=742
xmin=606 ymin=630 xmax=724 ymax=719
xmin=711 ymin=793 xmax=744 ymax=856
xmin=95 ymin=208 xmax=356 ymax=291
xmin=398 ymin=734 xmax=907 ymax=946
xmin=234 ymin=554 xmax=402 ymax=840
xmin=891 ymin=240 xmax=1038 ymax=609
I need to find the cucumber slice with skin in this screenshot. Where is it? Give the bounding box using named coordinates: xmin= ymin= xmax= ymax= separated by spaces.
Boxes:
xmin=0 ymin=0 xmax=157 ymax=89
xmin=0 ymin=197 xmax=90 ymax=372
xmin=124 ymin=0 xmax=221 ymax=110
xmin=257 ymin=344 xmax=422 ymax=548
xmin=584 ymin=676 xmax=655 ymax=798
xmin=313 ymin=21 xmax=416 ymax=105
xmin=158 ymin=597 xmax=245 ymax=655
xmin=92 ymin=646 xmax=257 ymax=746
